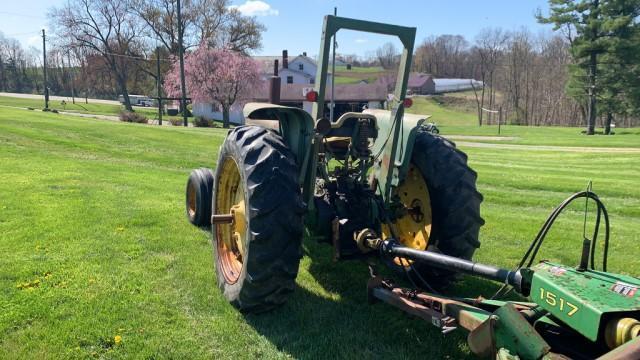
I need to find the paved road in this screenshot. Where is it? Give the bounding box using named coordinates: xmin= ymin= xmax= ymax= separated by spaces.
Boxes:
xmin=0 ymin=92 xmax=120 ymax=105
xmin=0 ymin=104 xmax=185 ymax=127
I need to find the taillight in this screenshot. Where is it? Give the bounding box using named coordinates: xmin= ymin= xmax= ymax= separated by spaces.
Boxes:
xmin=306 ymin=90 xmax=319 ymax=102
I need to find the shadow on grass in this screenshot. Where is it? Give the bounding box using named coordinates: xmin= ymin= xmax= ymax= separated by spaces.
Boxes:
xmin=243 ymin=239 xmax=507 ymax=359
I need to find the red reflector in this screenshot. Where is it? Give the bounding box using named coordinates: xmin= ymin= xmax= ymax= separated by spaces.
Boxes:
xmin=403 ymin=98 xmax=413 ymax=108
xmin=306 ymin=90 xmax=318 ymax=102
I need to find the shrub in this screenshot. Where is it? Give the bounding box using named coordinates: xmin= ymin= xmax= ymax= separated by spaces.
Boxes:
xmin=51 ymin=109 xmax=59 ymax=114
xmin=192 ymin=116 xmax=214 ymax=127
xmin=119 ymin=111 xmax=148 ymax=124
xmin=169 ymin=118 xmax=183 ymax=126
xmin=42 ymin=108 xmax=51 ymax=112
xmin=27 ymin=107 xmax=35 ymax=111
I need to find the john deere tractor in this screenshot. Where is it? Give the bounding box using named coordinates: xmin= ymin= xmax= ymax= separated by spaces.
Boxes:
xmin=185 ymin=16 xmax=640 ymax=360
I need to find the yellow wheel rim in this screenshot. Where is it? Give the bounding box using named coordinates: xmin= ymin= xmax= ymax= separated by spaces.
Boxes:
xmin=382 ymin=163 xmax=432 ymax=265
xmin=214 ymin=157 xmax=247 ymax=284
xmin=187 ymin=181 xmax=197 ymax=218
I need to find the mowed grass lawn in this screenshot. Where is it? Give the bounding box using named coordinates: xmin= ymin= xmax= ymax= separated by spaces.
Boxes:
xmin=0 ymin=96 xmax=160 ymax=119
xmin=1 ymin=107 xmax=639 ymax=359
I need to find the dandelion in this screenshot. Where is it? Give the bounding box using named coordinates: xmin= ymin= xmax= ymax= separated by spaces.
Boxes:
xmin=114 ymin=335 xmax=122 ymax=345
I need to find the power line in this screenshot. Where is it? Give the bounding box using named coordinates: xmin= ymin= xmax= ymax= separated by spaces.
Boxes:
xmin=0 ymin=11 xmax=46 ymax=20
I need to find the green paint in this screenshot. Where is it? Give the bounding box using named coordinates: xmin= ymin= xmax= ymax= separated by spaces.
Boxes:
xmin=368 ymin=110 xmax=429 ymax=202
xmin=492 ymin=303 xmax=551 ymax=359
xmin=310 ymin=15 xmax=417 ymax=204
xmin=530 ymin=261 xmax=640 ymax=341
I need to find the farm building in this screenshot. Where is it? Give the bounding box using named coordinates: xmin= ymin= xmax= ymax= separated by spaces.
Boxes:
xmin=434 ymin=79 xmax=484 ymax=93
xmin=254 ymin=50 xmax=325 ymax=85
xmin=192 ymin=82 xmax=388 ymax=125
xmin=407 ymin=73 xmax=435 ymax=94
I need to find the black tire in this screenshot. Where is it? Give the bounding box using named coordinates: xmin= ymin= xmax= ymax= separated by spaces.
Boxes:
xmin=410 ymin=129 xmax=484 ymax=287
xmin=185 ymin=168 xmax=214 ymax=227
xmin=212 ymin=126 xmax=305 ymax=313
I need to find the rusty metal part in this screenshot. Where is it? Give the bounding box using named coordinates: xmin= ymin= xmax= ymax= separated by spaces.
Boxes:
xmin=367 ymin=276 xmax=490 ymax=335
xmin=597 ymin=336 xmax=640 ymax=360
xmin=187 ymin=181 xmax=197 ymax=217
xmin=211 ymin=214 xmax=234 ymax=224
xmin=215 ymin=157 xmax=246 ymax=284
xmin=468 ymin=315 xmax=498 ymax=358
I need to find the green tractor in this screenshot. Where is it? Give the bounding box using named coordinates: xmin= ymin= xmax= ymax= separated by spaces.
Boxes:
xmin=185 ymin=15 xmax=640 ymax=360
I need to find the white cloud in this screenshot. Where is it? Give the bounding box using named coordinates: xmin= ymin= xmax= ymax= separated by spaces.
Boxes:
xmin=230 ymin=1 xmax=279 ymax=16
xmin=355 ymin=38 xmax=368 ymax=44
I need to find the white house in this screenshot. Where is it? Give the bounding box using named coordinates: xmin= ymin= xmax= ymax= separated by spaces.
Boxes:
xmin=254 ymin=50 xmax=330 ymax=86
xmin=192 ymin=50 xmax=366 ymax=125
xmin=193 ymin=82 xmax=388 ymax=125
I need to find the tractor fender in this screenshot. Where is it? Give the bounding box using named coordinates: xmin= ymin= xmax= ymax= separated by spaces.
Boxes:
xmin=242 ymin=103 xmax=315 ymax=172
xmin=365 ymin=108 xmax=431 ymax=191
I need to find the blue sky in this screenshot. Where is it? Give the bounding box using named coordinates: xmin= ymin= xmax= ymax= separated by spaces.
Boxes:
xmin=0 ymin=0 xmax=554 ymax=56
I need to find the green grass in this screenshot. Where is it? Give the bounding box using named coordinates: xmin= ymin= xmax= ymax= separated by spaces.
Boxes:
xmin=334 ymin=65 xmax=385 ymax=73
xmin=408 ymin=96 xmax=640 ymax=147
xmin=1 ymin=105 xmax=639 ymax=359
xmin=0 ymin=95 xmax=160 ymax=119
xmin=332 ymin=65 xmax=388 ymax=84
xmin=332 ymin=76 xmax=378 ymax=84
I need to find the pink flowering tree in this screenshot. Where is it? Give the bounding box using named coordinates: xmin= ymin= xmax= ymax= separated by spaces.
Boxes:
xmin=165 ymin=47 xmax=263 ymax=128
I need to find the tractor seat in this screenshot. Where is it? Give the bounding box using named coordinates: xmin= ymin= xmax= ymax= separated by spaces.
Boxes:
xmin=325 ymin=136 xmax=351 ymax=151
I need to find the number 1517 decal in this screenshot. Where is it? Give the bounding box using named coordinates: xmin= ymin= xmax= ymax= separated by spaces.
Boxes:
xmin=539 ymin=288 xmax=579 ymax=316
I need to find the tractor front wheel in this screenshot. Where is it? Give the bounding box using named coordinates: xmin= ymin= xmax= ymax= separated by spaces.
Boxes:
xmin=212 ymin=126 xmax=305 ymax=313
xmin=185 ymin=168 xmax=214 ymax=227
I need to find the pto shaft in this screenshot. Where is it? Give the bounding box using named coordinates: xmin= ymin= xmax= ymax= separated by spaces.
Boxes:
xmin=381 ymin=240 xmax=525 ymax=293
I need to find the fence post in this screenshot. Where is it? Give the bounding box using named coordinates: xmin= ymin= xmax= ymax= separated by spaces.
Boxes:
xmin=498 ymin=106 xmax=503 ymax=135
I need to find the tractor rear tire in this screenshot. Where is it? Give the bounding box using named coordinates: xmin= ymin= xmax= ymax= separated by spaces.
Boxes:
xmin=411 ymin=129 xmax=484 ymax=288
xmin=212 ymin=126 xmax=305 ymax=313
xmin=186 ymin=168 xmax=214 ymax=227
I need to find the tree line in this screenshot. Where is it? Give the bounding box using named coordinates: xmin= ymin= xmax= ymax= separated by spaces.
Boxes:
xmin=1 ymin=0 xmax=638 ymax=130
xmin=0 ymin=0 xmax=264 ymax=111
xmin=409 ymin=0 xmax=640 ymax=130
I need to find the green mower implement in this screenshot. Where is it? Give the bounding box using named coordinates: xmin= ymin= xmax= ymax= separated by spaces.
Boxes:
xmin=185 ymin=15 xmax=640 ymax=359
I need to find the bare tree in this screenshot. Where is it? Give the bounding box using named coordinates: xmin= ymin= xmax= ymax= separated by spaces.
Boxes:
xmin=376 ymin=42 xmax=399 ymax=70
xmin=413 ymin=34 xmax=471 ymax=77
xmin=51 ymin=0 xmax=146 ymax=110
xmin=132 ymin=0 xmax=264 ymax=55
xmin=473 ymin=28 xmax=508 ymax=125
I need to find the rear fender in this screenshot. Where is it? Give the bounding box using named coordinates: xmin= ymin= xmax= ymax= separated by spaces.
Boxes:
xmin=366 ymin=108 xmax=430 ymax=201
xmin=243 ymin=103 xmax=315 ymax=177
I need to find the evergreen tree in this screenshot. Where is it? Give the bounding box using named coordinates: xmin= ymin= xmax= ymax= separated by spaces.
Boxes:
xmin=538 ymin=0 xmax=640 ymax=134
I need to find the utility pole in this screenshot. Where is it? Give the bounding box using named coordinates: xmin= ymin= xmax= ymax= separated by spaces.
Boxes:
xmin=177 ymin=0 xmax=188 ymax=127
xmin=67 ymin=50 xmax=75 ymax=104
xmin=42 ymin=29 xmax=49 ymax=110
xmin=156 ymin=46 xmax=163 ymax=126
xmin=330 ymin=7 xmax=337 ymax=122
